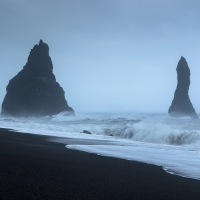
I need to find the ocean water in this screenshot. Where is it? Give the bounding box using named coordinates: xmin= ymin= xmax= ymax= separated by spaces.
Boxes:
xmin=0 ymin=112 xmax=200 ymax=180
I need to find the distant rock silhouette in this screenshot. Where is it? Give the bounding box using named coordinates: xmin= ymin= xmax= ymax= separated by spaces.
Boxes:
xmin=168 ymin=56 xmax=198 ymax=119
xmin=1 ymin=40 xmax=74 ymax=117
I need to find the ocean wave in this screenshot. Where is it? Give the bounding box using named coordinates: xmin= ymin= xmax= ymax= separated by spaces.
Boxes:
xmin=1 ymin=112 xmax=200 ymax=147
xmin=102 ymin=120 xmax=200 ymax=146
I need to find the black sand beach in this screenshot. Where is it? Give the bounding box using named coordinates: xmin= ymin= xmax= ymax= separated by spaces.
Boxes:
xmin=0 ymin=128 xmax=200 ymax=200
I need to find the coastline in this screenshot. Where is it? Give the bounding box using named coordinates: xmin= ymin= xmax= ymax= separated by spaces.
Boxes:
xmin=0 ymin=128 xmax=200 ymax=199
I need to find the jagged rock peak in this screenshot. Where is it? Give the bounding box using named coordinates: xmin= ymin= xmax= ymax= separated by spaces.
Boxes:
xmin=39 ymin=39 xmax=49 ymax=55
xmin=24 ymin=40 xmax=54 ymax=80
xmin=168 ymin=56 xmax=198 ymax=119
xmin=1 ymin=40 xmax=74 ymax=117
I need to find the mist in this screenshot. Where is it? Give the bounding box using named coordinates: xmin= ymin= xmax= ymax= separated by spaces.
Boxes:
xmin=1 ymin=0 xmax=200 ymax=113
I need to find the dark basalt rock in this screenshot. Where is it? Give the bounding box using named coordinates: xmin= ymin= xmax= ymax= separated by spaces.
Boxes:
xmin=168 ymin=56 xmax=198 ymax=119
xmin=1 ymin=40 xmax=74 ymax=117
xmin=82 ymin=130 xmax=92 ymax=134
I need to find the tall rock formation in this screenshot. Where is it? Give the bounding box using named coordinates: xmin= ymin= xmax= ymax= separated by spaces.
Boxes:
xmin=168 ymin=56 xmax=198 ymax=119
xmin=1 ymin=40 xmax=74 ymax=117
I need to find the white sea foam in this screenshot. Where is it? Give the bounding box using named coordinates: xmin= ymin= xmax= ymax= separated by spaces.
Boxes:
xmin=67 ymin=142 xmax=200 ymax=180
xmin=0 ymin=112 xmax=200 ymax=180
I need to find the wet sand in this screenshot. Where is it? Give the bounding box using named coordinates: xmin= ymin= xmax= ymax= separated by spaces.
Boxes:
xmin=0 ymin=128 xmax=200 ymax=199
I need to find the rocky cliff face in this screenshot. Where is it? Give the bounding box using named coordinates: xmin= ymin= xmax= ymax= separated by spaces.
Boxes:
xmin=168 ymin=56 xmax=198 ymax=119
xmin=1 ymin=40 xmax=74 ymax=116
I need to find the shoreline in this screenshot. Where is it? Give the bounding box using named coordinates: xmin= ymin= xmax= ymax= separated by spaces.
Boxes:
xmin=1 ymin=128 xmax=200 ymax=199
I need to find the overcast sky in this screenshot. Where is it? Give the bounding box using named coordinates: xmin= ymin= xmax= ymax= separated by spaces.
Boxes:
xmin=1 ymin=0 xmax=200 ymax=113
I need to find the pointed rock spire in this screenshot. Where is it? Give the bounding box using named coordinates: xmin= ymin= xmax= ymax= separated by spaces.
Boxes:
xmin=1 ymin=40 xmax=74 ymax=117
xmin=168 ymin=56 xmax=198 ymax=119
xmin=39 ymin=39 xmax=49 ymax=54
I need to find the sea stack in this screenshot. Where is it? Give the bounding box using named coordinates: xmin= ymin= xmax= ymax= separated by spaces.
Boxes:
xmin=1 ymin=40 xmax=74 ymax=117
xmin=168 ymin=56 xmax=198 ymax=119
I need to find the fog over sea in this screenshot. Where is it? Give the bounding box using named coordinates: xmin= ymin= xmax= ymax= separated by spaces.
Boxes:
xmin=1 ymin=112 xmax=200 ymax=180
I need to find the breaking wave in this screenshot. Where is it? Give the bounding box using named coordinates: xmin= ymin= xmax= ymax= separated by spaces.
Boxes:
xmin=103 ymin=121 xmax=200 ymax=146
xmin=0 ymin=112 xmax=200 ymax=148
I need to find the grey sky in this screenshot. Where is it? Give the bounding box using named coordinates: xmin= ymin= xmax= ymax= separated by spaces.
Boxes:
xmin=1 ymin=0 xmax=200 ymax=113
